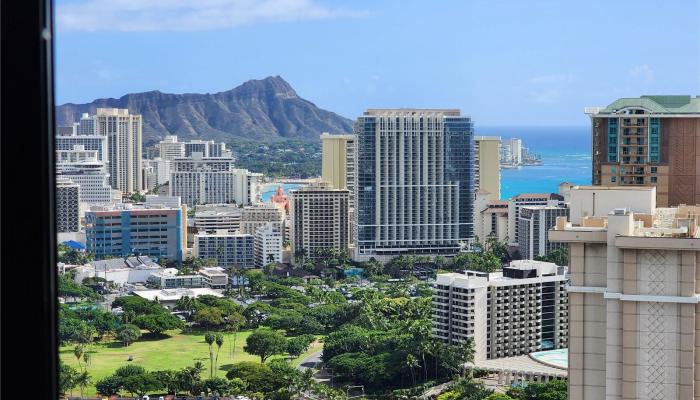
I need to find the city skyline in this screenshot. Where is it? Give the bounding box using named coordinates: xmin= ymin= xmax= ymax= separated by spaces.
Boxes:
xmin=54 ymin=0 xmax=700 ymax=126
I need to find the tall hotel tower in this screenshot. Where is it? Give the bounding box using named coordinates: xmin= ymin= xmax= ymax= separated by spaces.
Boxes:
xmin=354 ymin=109 xmax=474 ymax=262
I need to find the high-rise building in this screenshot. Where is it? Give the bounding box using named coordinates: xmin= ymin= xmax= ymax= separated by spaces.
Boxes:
xmin=55 ymin=135 xmax=108 ymax=163
xmin=56 ymin=160 xmax=114 ymax=206
xmin=193 ymin=230 xmax=254 ymax=268
xmin=158 ymin=135 xmax=185 ymax=161
xmin=85 ymin=203 xmax=184 ymax=263
xmin=474 ymin=136 xmax=501 ymax=201
xmin=170 ymin=154 xmax=236 ymax=206
xmin=290 ymin=182 xmax=349 ymax=263
xmin=321 ymin=133 xmax=355 ymax=191
xmin=517 ymin=205 xmax=569 ymax=260
xmin=254 ymin=222 xmax=283 ymax=268
xmin=433 ymin=260 xmax=568 ymax=361
xmin=56 ymin=178 xmax=80 ymax=233
xmin=546 ymin=185 xmax=700 ymax=400
xmin=354 ymin=109 xmax=474 ymax=261
xmin=508 ymin=138 xmax=522 ymax=165
xmin=587 ymin=95 xmax=700 ymax=207
xmin=86 ymin=108 xmax=144 ymax=194
xmin=232 ymin=168 xmax=262 ymax=206
xmin=507 ymin=193 xmax=564 ymax=245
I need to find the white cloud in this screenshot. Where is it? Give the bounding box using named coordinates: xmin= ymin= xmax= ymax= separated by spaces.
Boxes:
xmin=57 ymin=0 xmax=369 ymax=32
xmin=628 ymin=64 xmax=654 ymax=83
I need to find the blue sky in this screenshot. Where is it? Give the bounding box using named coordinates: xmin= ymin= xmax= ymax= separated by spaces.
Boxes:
xmin=55 ymin=0 xmax=700 ymax=126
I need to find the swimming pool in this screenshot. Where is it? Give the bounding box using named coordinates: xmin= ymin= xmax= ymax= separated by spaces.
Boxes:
xmin=529 ymin=348 xmax=568 ymax=370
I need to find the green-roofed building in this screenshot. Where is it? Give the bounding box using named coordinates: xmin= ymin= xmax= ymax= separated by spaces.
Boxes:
xmin=586 ymin=95 xmax=700 ymax=206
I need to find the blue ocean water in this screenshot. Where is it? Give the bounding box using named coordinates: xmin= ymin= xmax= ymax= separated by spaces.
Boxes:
xmin=261 ymin=126 xmax=591 ymax=202
xmin=477 ymin=126 xmax=591 ymax=200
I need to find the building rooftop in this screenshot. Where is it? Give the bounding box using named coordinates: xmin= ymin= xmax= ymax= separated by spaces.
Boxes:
xmin=133 ymin=287 xmax=223 ymax=302
xmin=513 ymin=193 xmax=563 ymax=201
xmin=364 ymin=108 xmax=461 ymax=116
xmin=468 ymin=349 xmax=568 ymax=377
xmin=591 ymin=95 xmax=700 ymax=115
xmin=91 ymin=256 xmax=161 ymax=272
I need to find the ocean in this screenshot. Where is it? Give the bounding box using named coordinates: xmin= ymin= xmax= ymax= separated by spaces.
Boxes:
xmin=477 ymin=126 xmax=591 ymax=199
xmin=260 ymin=126 xmax=592 ymax=202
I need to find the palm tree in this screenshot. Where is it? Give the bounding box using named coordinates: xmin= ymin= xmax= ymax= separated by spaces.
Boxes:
xmin=214 ymin=333 xmax=224 ymax=376
xmin=73 ymin=345 xmax=84 ymax=372
xmin=75 ymin=371 xmax=92 ymax=399
xmin=405 ymin=354 xmax=419 ymax=386
xmin=204 ymin=332 xmax=216 ymax=378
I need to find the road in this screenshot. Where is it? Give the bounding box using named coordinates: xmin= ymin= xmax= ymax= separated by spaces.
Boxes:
xmin=298 ymin=349 xmax=323 ymax=372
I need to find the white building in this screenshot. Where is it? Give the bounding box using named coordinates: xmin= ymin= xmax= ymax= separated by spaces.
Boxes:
xmin=198 ymin=266 xmax=229 ymax=289
xmin=148 ymin=268 xmax=203 ymax=288
xmin=55 ymin=134 xmax=108 ymax=163
xmin=474 ymin=191 xmax=509 ymax=243
xmin=508 ymin=138 xmax=522 ymax=165
xmin=233 ymin=168 xmax=262 ymax=206
xmin=158 ymin=135 xmax=185 ymax=161
xmin=290 ymin=182 xmax=349 ymax=263
xmin=170 ymin=153 xmax=237 ymax=206
xmin=240 ymin=203 xmax=285 ymax=235
xmin=433 ymin=260 xmax=568 ymax=361
xmin=142 ymin=158 xmax=171 ymax=191
xmin=193 ymin=230 xmax=255 ymax=268
xmin=56 ymin=157 xmax=114 ymax=206
xmin=194 ymin=204 xmax=243 ymax=233
xmin=56 ymin=178 xmax=80 ymax=233
xmin=72 ymin=256 xmax=163 ymax=286
xmin=133 ymin=287 xmax=223 ymax=310
xmin=144 ymin=194 xmax=182 ymax=208
xmin=254 ymin=222 xmax=283 ymax=268
xmin=80 ymin=108 xmax=143 ymax=194
xmin=507 ymin=193 xmax=565 ymax=246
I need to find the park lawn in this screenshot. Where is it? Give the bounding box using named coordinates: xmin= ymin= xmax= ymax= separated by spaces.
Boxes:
xmin=60 ymin=329 xmax=321 ymax=397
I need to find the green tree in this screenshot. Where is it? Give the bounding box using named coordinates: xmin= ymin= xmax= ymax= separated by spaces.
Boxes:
xmin=205 ymin=331 xmax=216 ymax=378
xmin=133 ymin=312 xmax=184 ymax=335
xmin=225 ymin=361 xmax=277 ymax=393
xmin=194 ymin=306 xmax=225 ymax=329
xmin=286 ymin=335 xmax=314 ymax=359
xmin=152 ymin=370 xmax=178 ymax=395
xmin=214 ymin=333 xmax=224 ymax=376
xmin=244 ymin=328 xmax=288 ymax=363
xmin=75 ymin=371 xmax=92 ymax=399
xmin=95 ymin=375 xmax=122 ymax=396
xmin=485 ymin=394 xmax=514 ymax=400
xmin=59 ymin=361 xmax=79 ymax=398
xmin=116 ymin=324 xmax=141 ymax=346
xmin=122 ymin=373 xmax=162 ymax=397
xmin=534 ymin=247 xmax=569 ymax=267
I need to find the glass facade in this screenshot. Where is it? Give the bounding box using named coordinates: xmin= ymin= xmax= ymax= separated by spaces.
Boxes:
xmin=607 ymin=118 xmax=618 ymax=162
xmin=649 ymin=117 xmax=660 ymax=163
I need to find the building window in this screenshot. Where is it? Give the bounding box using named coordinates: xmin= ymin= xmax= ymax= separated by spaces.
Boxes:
xmin=611 ymin=176 xmax=616 ymax=183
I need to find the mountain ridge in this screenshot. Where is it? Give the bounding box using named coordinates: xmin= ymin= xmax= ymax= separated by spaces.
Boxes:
xmin=56 ymin=76 xmax=354 ymax=144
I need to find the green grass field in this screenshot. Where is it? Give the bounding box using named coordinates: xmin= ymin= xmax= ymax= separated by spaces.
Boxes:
xmin=60 ymin=329 xmax=323 ymax=397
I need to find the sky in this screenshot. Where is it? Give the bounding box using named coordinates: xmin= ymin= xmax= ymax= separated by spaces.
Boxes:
xmin=55 ymin=0 xmax=700 ymax=126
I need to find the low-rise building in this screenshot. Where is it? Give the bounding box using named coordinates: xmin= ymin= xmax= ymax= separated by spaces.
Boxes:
xmin=432 ymin=260 xmax=568 ymax=361
xmin=72 ymin=256 xmax=163 ymax=286
xmin=147 ymin=268 xmax=203 ymax=288
xmin=133 ymin=287 xmax=223 ymax=310
xmin=198 ymin=266 xmax=229 ymax=289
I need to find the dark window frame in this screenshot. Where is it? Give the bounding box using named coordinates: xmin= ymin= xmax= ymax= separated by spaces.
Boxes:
xmin=1 ymin=0 xmax=58 ymax=397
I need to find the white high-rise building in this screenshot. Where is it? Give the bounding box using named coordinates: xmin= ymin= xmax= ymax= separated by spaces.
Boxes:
xmin=507 ymin=193 xmax=564 ymax=245
xmin=354 ymin=109 xmax=475 ymax=261
xmin=56 ymin=135 xmax=108 ymax=163
xmin=158 ymin=135 xmax=185 ymax=161
xmin=169 ymin=153 xmax=237 ymax=206
xmin=77 ymin=108 xmax=143 ymax=194
xmin=517 ymin=205 xmax=569 ymax=260
xmin=233 ymin=168 xmax=262 ymax=206
xmin=433 ymin=260 xmax=568 ymax=361
xmin=254 ymin=222 xmax=283 ymax=268
xmin=193 ymin=204 xmax=243 ymax=233
xmin=240 ymin=204 xmax=285 ymax=236
xmin=508 ymin=138 xmax=522 ymax=165
xmin=56 ymin=145 xmax=114 ymax=206
xmin=56 ymin=178 xmax=81 ymax=233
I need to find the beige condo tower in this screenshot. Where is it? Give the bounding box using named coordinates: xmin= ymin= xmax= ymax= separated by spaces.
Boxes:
xmin=550 ymin=185 xmax=700 ymax=400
